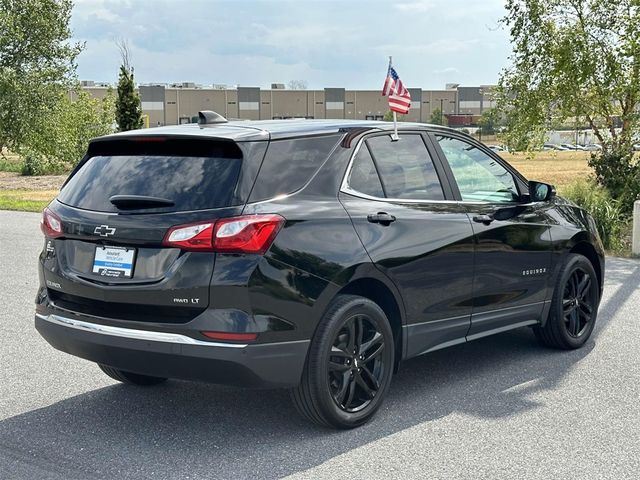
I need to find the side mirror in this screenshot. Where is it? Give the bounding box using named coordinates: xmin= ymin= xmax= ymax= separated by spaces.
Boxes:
xmin=528 ymin=180 xmax=556 ymax=202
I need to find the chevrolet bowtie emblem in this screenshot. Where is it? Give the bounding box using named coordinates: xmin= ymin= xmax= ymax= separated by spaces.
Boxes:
xmin=94 ymin=225 xmax=116 ymax=237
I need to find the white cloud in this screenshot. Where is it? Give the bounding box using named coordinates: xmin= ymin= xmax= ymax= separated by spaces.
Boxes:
xmin=70 ymin=0 xmax=511 ymax=89
xmin=433 ymin=67 xmax=459 ymax=74
xmin=375 ymin=38 xmax=479 ymax=55
xmin=394 ymin=1 xmax=435 ymax=13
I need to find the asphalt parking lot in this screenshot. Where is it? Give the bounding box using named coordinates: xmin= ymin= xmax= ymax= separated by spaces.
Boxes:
xmin=1 ymin=209 xmax=639 ymax=479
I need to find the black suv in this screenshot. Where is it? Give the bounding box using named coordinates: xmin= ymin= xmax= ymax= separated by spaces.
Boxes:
xmin=36 ymin=113 xmax=604 ymax=429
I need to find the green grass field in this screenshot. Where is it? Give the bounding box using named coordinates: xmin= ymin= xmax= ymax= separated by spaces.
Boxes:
xmin=0 ymin=189 xmax=57 ymax=212
xmin=501 ymin=151 xmax=591 ymax=192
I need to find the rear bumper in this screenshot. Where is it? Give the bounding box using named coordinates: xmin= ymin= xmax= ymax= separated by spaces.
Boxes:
xmin=35 ymin=313 xmax=309 ymax=388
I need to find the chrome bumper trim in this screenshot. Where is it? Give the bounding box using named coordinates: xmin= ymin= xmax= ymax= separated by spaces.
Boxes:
xmin=35 ymin=313 xmax=248 ymax=348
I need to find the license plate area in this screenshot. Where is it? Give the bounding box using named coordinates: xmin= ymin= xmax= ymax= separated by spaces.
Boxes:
xmin=92 ymin=246 xmax=136 ymax=278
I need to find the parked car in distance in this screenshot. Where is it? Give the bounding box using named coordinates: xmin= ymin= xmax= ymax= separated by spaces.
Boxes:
xmin=583 ymin=144 xmax=603 ymax=151
xmin=543 ymin=143 xmax=569 ymax=151
xmin=488 ymin=144 xmax=507 ymax=152
xmin=560 ymin=143 xmax=587 ymax=151
xmin=35 ymin=113 xmax=605 ymax=429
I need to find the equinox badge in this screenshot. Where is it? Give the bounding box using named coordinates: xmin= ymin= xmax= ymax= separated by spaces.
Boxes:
xmin=94 ymin=225 xmax=116 ymax=237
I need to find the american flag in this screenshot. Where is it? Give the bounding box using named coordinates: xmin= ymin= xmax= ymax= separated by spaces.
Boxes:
xmin=382 ymin=65 xmax=411 ymax=114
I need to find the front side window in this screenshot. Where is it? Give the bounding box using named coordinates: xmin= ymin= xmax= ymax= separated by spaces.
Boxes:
xmin=436 ymin=136 xmax=519 ymax=203
xmin=353 ymin=134 xmax=444 ymax=200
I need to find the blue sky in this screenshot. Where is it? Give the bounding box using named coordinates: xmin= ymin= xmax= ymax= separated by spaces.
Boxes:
xmin=71 ymin=0 xmax=511 ymax=89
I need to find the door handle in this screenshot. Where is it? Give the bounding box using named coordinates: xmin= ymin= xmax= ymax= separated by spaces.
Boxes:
xmin=472 ymin=214 xmax=494 ymax=225
xmin=367 ymin=212 xmax=396 ymax=225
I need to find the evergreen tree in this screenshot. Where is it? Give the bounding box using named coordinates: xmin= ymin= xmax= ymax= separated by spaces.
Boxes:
xmin=115 ymin=41 xmax=143 ymax=131
xmin=429 ymin=108 xmax=445 ymax=126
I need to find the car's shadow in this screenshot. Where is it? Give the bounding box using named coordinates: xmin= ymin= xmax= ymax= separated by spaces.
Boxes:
xmin=1 ymin=258 xmax=637 ymax=480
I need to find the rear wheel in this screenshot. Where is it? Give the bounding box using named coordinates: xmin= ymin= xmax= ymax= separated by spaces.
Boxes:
xmin=534 ymin=253 xmax=599 ymax=349
xmin=291 ymin=295 xmax=395 ymax=429
xmin=98 ymin=364 xmax=168 ymax=386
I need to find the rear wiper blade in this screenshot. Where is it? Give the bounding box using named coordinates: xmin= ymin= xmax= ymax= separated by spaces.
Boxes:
xmin=109 ymin=195 xmax=175 ymax=209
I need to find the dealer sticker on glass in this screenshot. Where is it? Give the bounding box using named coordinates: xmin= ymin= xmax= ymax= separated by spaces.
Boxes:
xmin=92 ymin=246 xmax=135 ymax=278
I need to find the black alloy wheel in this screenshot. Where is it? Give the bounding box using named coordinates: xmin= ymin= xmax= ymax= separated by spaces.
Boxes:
xmin=534 ymin=253 xmax=599 ymax=349
xmin=562 ymin=267 xmax=595 ymax=338
xmin=328 ymin=313 xmax=386 ymax=413
xmin=291 ymin=295 xmax=395 ymax=429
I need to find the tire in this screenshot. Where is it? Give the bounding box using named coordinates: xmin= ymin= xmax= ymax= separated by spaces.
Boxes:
xmin=534 ymin=253 xmax=600 ymax=349
xmin=291 ymin=294 xmax=395 ymax=429
xmin=98 ymin=364 xmax=168 ymax=386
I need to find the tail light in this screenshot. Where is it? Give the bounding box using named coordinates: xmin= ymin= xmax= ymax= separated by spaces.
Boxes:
xmin=41 ymin=208 xmax=63 ymax=238
xmin=162 ymin=214 xmax=285 ymax=254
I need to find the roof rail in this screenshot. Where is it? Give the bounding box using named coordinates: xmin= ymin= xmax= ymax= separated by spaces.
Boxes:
xmin=198 ymin=110 xmax=228 ymax=125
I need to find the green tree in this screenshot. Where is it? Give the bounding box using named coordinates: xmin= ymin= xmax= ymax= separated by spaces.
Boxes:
xmin=478 ymin=108 xmax=499 ymax=135
xmin=497 ymin=0 xmax=640 ymax=210
xmin=115 ymin=40 xmax=143 ymax=131
xmin=383 ymin=110 xmax=394 ymax=122
xmin=0 ymin=0 xmax=83 ymax=152
xmin=22 ymin=88 xmax=115 ymax=175
xmin=429 ymin=108 xmax=445 ymax=126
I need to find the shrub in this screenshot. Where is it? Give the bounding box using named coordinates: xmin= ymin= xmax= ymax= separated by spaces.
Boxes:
xmin=588 ymin=150 xmax=640 ymax=215
xmin=562 ymin=179 xmax=629 ymax=253
xmin=21 ymin=150 xmax=49 ymax=176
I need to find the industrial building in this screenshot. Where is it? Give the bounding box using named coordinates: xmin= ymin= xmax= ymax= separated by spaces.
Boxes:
xmin=77 ymin=81 xmax=496 ymax=127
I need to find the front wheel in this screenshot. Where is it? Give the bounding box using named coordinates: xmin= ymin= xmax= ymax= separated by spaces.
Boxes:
xmin=291 ymin=295 xmax=395 ymax=429
xmin=534 ymin=253 xmax=600 ymax=349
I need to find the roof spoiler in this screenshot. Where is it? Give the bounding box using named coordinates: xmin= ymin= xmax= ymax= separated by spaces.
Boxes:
xmin=198 ymin=110 xmax=228 ymax=125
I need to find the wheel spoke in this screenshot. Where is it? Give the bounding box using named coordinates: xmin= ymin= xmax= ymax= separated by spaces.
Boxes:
xmin=335 ymin=371 xmax=351 ymax=405
xmin=328 ymin=360 xmax=350 ymax=372
xmin=360 ymin=365 xmax=380 ymax=391
xmin=354 ymin=316 xmax=364 ymax=352
xmin=344 ymin=376 xmax=357 ymax=408
xmin=360 ymin=331 xmax=383 ymax=355
xmin=578 ymin=275 xmax=591 ymax=299
xmin=563 ymin=298 xmax=575 ymax=315
xmin=567 ymin=309 xmax=578 ymax=335
xmin=363 ymin=342 xmax=385 ymax=363
xmin=355 ymin=371 xmax=376 ymax=399
xmin=346 ymin=319 xmax=356 ymax=353
xmin=579 ymin=302 xmax=593 ymax=315
xmin=572 ymin=273 xmax=581 ymax=297
xmin=330 ymin=345 xmax=350 ymax=358
xmin=578 ymin=306 xmax=591 ymax=323
xmin=573 ymin=310 xmax=582 ymax=335
xmin=566 ymin=274 xmax=576 ymax=298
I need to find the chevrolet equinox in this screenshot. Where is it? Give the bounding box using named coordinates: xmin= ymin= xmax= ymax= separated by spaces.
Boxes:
xmin=35 ymin=112 xmax=604 ymax=429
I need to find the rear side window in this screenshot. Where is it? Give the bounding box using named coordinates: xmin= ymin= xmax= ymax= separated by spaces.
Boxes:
xmin=249 ymin=134 xmax=341 ymax=202
xmin=347 ymin=144 xmax=384 ymax=198
xmin=364 ymin=134 xmax=444 ymax=200
xmin=58 ymin=155 xmax=242 ymax=212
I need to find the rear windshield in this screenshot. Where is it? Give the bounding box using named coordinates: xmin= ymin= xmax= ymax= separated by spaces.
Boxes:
xmin=58 ymin=155 xmax=242 ymax=212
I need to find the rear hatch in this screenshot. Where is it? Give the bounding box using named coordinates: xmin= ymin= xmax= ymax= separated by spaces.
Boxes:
xmin=42 ymin=136 xmax=249 ymax=324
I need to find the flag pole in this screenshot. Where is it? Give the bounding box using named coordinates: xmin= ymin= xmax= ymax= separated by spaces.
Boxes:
xmin=389 ymin=56 xmax=399 ymax=141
